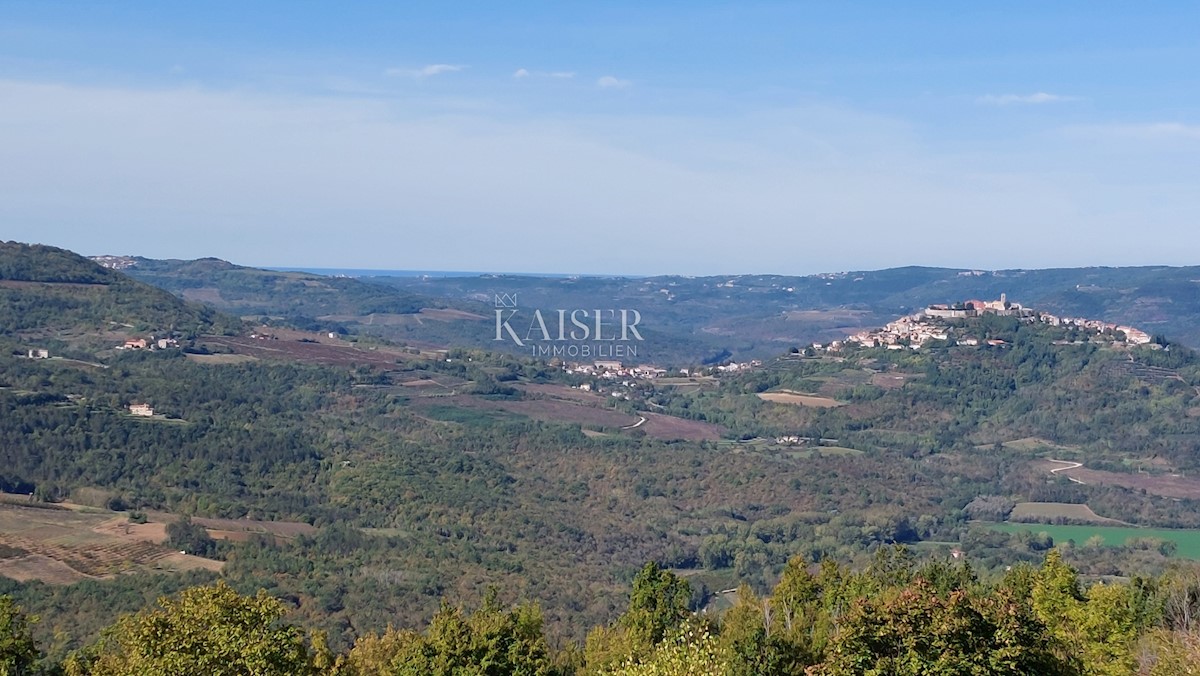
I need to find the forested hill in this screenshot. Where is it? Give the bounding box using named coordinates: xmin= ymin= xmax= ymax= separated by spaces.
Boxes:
xmin=0 ymin=242 xmax=241 ymax=340
xmin=104 ymin=255 xmax=432 ymax=329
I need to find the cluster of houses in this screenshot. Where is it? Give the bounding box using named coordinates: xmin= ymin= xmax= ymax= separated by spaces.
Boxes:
xmin=827 ymin=295 xmax=1153 ymax=352
xmin=116 ymin=336 xmax=179 ymax=351
xmin=564 ymin=360 xmax=669 ymax=380
xmin=714 ymin=360 xmax=762 ymax=373
xmin=1040 ymin=314 xmax=1152 ymax=345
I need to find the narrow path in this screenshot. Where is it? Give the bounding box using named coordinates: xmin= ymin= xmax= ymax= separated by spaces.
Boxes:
xmin=622 ymin=416 xmax=647 ymax=430
xmin=1046 ymin=458 xmax=1086 ymax=484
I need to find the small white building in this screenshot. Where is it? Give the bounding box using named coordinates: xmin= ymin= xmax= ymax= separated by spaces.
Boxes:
xmin=27 ymin=349 xmax=49 ymax=359
xmin=128 ymin=403 xmax=155 ymax=417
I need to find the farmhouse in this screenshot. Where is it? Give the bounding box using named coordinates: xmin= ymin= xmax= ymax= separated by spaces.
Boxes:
xmin=128 ymin=403 xmax=154 ymax=417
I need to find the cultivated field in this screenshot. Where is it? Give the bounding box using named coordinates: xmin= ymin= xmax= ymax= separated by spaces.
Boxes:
xmin=638 ymin=412 xmax=725 ymax=442
xmin=200 ymin=332 xmax=411 ymax=369
xmin=1009 ymin=502 xmax=1128 ymax=525
xmin=0 ymin=503 xmax=222 ymax=584
xmin=758 ymin=390 xmax=843 ymax=408
xmin=991 ymin=523 xmax=1200 ymax=559
xmin=1032 ymin=460 xmax=1200 ymax=499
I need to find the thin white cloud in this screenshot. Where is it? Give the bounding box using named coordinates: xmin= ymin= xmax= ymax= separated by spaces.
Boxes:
xmin=513 ymin=69 xmax=574 ymax=80
xmin=597 ymin=75 xmax=630 ymax=89
xmin=384 ymin=64 xmax=465 ymax=79
xmin=977 ymin=92 xmax=1077 ymax=105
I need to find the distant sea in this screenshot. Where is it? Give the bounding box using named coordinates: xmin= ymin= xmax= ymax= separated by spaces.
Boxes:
xmin=264 ymin=267 xmax=627 ymax=279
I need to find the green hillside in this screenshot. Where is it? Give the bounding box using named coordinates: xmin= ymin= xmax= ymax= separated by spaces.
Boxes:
xmin=0 ymin=242 xmax=241 ymax=342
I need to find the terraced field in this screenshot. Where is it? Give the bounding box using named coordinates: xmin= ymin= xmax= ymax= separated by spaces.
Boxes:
xmin=0 ymin=503 xmax=222 ymax=584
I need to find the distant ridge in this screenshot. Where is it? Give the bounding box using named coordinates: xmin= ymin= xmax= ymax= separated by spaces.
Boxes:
xmin=264 ymin=267 xmax=626 ymax=279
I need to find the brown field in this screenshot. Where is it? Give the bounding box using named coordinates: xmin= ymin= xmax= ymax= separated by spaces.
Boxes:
xmin=1033 ymin=461 xmax=1200 ymax=500
xmin=186 ymin=353 xmax=258 ymax=365
xmin=0 ymin=504 xmax=221 ymax=584
xmin=93 ymin=519 xmax=168 ymax=543
xmin=201 ymin=333 xmax=411 ymax=369
xmin=0 ymin=554 xmax=90 ymax=584
xmin=156 ymin=552 xmax=225 ymax=573
xmin=870 ymin=373 xmax=922 ymax=389
xmin=638 ymin=412 xmax=725 ymax=441
xmin=758 ymin=391 xmax=843 ymax=408
xmin=1010 ymin=502 xmax=1128 ymax=525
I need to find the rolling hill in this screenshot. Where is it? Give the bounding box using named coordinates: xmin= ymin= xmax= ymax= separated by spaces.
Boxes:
xmin=0 ymin=242 xmax=241 ymax=344
xmin=105 ymin=255 xmax=432 ymax=328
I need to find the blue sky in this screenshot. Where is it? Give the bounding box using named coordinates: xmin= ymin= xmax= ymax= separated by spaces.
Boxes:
xmin=1 ymin=2 xmax=1198 ymax=274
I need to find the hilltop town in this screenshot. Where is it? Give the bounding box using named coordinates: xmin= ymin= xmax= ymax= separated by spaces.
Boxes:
xmin=823 ymin=295 xmax=1154 ymax=353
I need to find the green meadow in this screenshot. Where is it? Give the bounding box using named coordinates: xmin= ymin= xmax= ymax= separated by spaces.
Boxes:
xmin=991 ymin=523 xmax=1200 ymax=559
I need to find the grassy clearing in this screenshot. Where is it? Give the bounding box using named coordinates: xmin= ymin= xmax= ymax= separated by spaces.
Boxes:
xmin=990 ymin=523 xmax=1200 ymax=559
